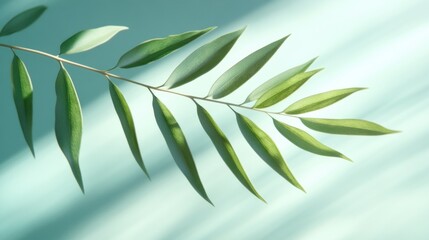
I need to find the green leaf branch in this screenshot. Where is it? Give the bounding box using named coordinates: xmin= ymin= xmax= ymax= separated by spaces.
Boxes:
xmin=0 ymin=5 xmax=398 ymax=204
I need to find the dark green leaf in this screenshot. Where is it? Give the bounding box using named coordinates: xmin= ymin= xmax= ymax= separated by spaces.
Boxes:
xmin=208 ymin=36 xmax=289 ymax=99
xmin=109 ymin=81 xmax=149 ymax=177
xmin=0 ymin=6 xmax=46 ymax=36
xmin=301 ymin=118 xmax=399 ymax=135
xmin=254 ymin=69 xmax=322 ymax=108
xmin=244 ymin=57 xmax=317 ymax=103
xmin=284 ymin=88 xmax=365 ymax=114
xmin=55 ymin=65 xmax=84 ymax=192
xmin=11 ymin=55 xmax=34 ymax=156
xmin=197 ymin=104 xmax=265 ymax=201
xmin=273 ymin=119 xmax=349 ymax=160
xmin=236 ymin=114 xmax=304 ymax=191
xmin=153 ymin=97 xmax=212 ymax=204
xmin=117 ymin=27 xmax=215 ymax=68
xmin=60 ymin=26 xmax=128 ymax=55
xmin=163 ymin=28 xmax=245 ymax=89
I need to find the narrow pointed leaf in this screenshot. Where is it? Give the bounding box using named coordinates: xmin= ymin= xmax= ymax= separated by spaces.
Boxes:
xmin=109 ymin=81 xmax=149 ymax=177
xmin=55 ymin=66 xmax=84 ymax=192
xmin=245 ymin=57 xmax=317 ymax=103
xmin=236 ymin=114 xmax=304 ymax=191
xmin=254 ymin=69 xmax=322 ymax=108
xmin=273 ymin=120 xmax=349 ymax=160
xmin=301 ymin=118 xmax=399 ymax=135
xmin=117 ymin=27 xmax=215 ymax=68
xmin=0 ymin=6 xmax=46 ymax=36
xmin=208 ymin=36 xmax=289 ymax=99
xmin=153 ymin=97 xmax=212 ymax=204
xmin=284 ymin=88 xmax=365 ymax=114
xmin=60 ymin=26 xmax=128 ymax=55
xmin=11 ymin=55 xmax=34 ymax=156
xmin=164 ymin=28 xmax=245 ymax=89
xmin=197 ymin=104 xmax=265 ymax=201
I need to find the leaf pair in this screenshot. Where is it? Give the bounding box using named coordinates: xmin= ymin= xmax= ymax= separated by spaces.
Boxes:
xmin=271 ymin=117 xmax=397 ymax=162
xmin=160 ymin=29 xmax=293 ymax=102
xmin=10 ymin=53 xmax=86 ymax=192
xmin=59 ymin=24 xmax=218 ymax=71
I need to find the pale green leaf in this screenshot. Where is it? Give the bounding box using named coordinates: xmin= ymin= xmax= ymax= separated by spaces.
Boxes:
xmin=164 ymin=28 xmax=245 ymax=89
xmin=11 ymin=54 xmax=34 ymax=156
xmin=273 ymin=119 xmax=349 ymax=160
xmin=284 ymin=88 xmax=365 ymax=114
xmin=208 ymin=36 xmax=289 ymax=99
xmin=254 ymin=69 xmax=322 ymax=108
xmin=153 ymin=97 xmax=212 ymax=204
xmin=301 ymin=118 xmax=399 ymax=135
xmin=109 ymin=81 xmax=149 ymax=177
xmin=197 ymin=104 xmax=265 ymax=201
xmin=60 ymin=26 xmax=128 ymax=55
xmin=236 ymin=114 xmax=304 ymax=191
xmin=55 ymin=65 xmax=84 ymax=192
xmin=117 ymin=27 xmax=215 ymax=68
xmin=244 ymin=57 xmax=317 ymax=103
xmin=0 ymin=6 xmax=46 ymax=37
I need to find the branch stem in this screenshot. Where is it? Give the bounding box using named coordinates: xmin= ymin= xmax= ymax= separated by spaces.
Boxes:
xmin=0 ymin=43 xmax=288 ymax=116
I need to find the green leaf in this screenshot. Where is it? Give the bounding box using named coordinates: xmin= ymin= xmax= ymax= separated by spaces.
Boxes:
xmin=196 ymin=104 xmax=265 ymax=201
xmin=208 ymin=36 xmax=289 ymax=99
xmin=236 ymin=114 xmax=304 ymax=191
xmin=153 ymin=97 xmax=212 ymax=204
xmin=254 ymin=69 xmax=322 ymax=109
xmin=284 ymin=88 xmax=365 ymax=114
xmin=244 ymin=57 xmax=317 ymax=103
xmin=55 ymin=65 xmax=84 ymax=192
xmin=109 ymin=81 xmax=149 ymax=177
xmin=0 ymin=6 xmax=46 ymax=37
xmin=273 ymin=119 xmax=349 ymax=160
xmin=301 ymin=118 xmax=399 ymax=135
xmin=10 ymin=55 xmax=34 ymax=156
xmin=116 ymin=27 xmax=215 ymax=68
xmin=163 ymin=28 xmax=245 ymax=89
xmin=60 ymin=26 xmax=128 ymax=55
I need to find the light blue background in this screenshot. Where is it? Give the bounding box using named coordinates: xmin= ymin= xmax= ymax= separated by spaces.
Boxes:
xmin=1 ymin=0 xmax=428 ymax=239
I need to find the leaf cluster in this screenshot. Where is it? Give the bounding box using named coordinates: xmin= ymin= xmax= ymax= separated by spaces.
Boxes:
xmin=0 ymin=6 xmax=398 ymax=203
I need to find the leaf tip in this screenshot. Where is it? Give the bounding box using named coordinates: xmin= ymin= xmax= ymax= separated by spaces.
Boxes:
xmin=205 ymin=26 xmax=217 ymax=33
xmin=341 ymin=155 xmax=352 ymax=162
xmin=78 ymin=180 xmax=85 ymax=194
xmin=29 ymin=145 xmax=35 ymax=158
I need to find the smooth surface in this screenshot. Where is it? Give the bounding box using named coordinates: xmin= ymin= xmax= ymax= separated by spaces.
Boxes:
xmin=1 ymin=0 xmax=429 ymax=239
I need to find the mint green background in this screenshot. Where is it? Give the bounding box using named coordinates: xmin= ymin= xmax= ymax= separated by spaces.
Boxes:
xmin=1 ymin=0 xmax=428 ymax=239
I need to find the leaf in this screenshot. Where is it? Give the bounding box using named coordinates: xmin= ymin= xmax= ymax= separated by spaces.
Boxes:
xmin=109 ymin=81 xmax=149 ymax=177
xmin=273 ymin=119 xmax=349 ymax=160
xmin=254 ymin=69 xmax=322 ymax=109
xmin=10 ymin=54 xmax=34 ymax=156
xmin=0 ymin=6 xmax=46 ymax=37
xmin=208 ymin=36 xmax=289 ymax=99
xmin=301 ymin=118 xmax=399 ymax=135
xmin=196 ymin=104 xmax=265 ymax=201
xmin=284 ymin=88 xmax=365 ymax=114
xmin=55 ymin=65 xmax=84 ymax=192
xmin=236 ymin=113 xmax=304 ymax=191
xmin=60 ymin=26 xmax=128 ymax=55
xmin=116 ymin=27 xmax=215 ymax=68
xmin=153 ymin=97 xmax=212 ymax=204
xmin=163 ymin=28 xmax=245 ymax=89
xmin=244 ymin=57 xmax=317 ymax=103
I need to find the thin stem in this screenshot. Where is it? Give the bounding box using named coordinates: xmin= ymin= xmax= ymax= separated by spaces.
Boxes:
xmin=0 ymin=43 xmax=290 ymax=116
